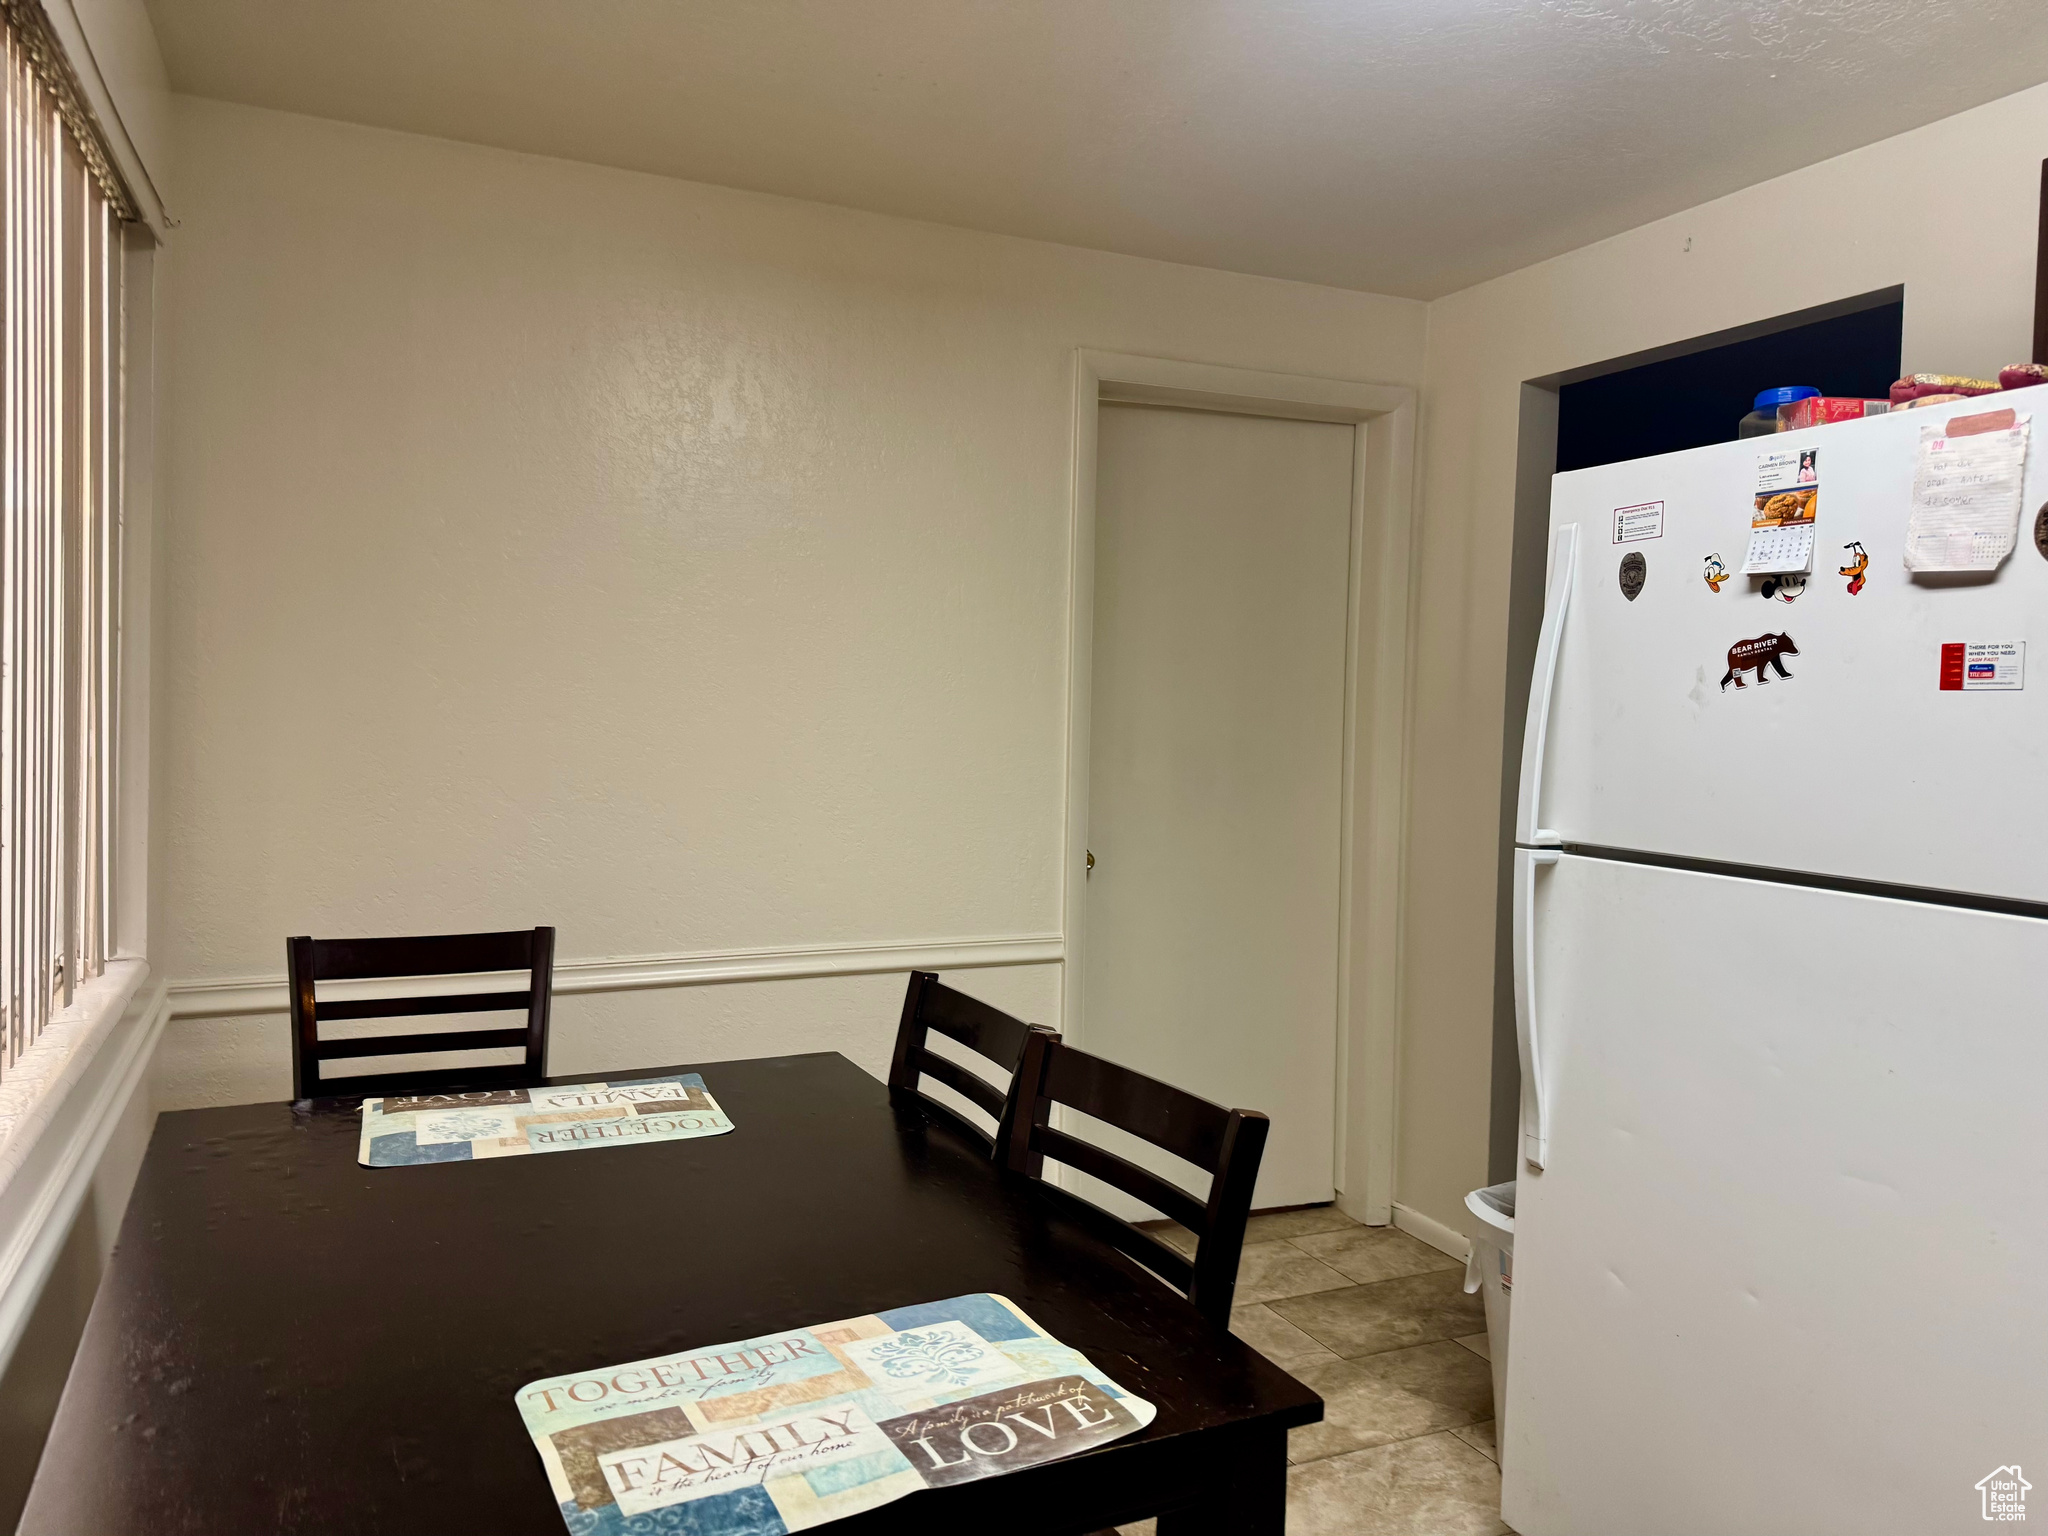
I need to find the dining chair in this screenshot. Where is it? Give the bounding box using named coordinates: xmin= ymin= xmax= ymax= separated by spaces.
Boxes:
xmin=887 ymin=970 xmax=1056 ymax=1157
xmin=286 ymin=927 xmax=556 ymax=1101
xmin=1001 ymin=1033 xmax=1269 ymax=1326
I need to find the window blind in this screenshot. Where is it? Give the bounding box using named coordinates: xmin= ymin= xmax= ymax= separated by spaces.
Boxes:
xmin=1 ymin=11 xmax=121 ymax=1074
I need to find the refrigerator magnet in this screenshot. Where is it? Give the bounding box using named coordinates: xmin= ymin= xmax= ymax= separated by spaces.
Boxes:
xmin=1938 ymin=641 xmax=2023 ymax=691
xmin=1743 ymin=448 xmax=1819 ymax=575
xmin=1760 ymin=573 xmax=1805 ymax=603
xmin=1619 ymin=551 xmax=1646 ymax=601
xmin=1720 ymin=631 xmax=1797 ymax=691
xmin=1612 ymin=501 xmax=1664 ymax=543
xmin=2033 ymin=505 xmax=2048 ymax=562
xmin=1839 ymin=542 xmax=1869 ymax=595
xmin=1702 ymin=553 xmax=1728 ymax=592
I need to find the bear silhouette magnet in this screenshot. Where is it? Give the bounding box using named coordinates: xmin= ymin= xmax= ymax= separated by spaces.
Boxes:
xmin=1721 ymin=632 xmax=1798 ymax=690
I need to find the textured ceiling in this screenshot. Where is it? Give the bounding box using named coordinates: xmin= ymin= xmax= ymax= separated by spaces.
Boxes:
xmin=146 ymin=0 xmax=2048 ymax=299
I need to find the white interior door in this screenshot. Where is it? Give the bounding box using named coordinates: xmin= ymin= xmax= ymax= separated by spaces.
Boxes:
xmin=1084 ymin=401 xmax=1353 ymax=1209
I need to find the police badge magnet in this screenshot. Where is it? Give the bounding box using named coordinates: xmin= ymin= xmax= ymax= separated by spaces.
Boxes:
xmin=1619 ymin=551 xmax=1646 ymax=602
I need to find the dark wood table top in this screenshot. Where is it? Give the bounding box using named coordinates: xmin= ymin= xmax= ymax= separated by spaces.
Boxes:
xmin=21 ymin=1052 xmax=1319 ymax=1535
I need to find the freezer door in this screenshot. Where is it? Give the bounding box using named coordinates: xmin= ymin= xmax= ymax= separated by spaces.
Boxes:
xmin=1535 ymin=385 xmax=2048 ymax=903
xmin=1503 ymin=854 xmax=2048 ymax=1536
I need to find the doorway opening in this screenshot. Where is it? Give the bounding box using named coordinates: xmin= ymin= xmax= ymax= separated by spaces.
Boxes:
xmin=1064 ymin=353 xmax=1416 ymax=1222
xmin=1489 ymin=287 xmax=1905 ymax=1182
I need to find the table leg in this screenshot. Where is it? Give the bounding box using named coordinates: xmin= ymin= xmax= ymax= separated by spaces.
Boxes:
xmin=1154 ymin=1423 xmax=1288 ymax=1535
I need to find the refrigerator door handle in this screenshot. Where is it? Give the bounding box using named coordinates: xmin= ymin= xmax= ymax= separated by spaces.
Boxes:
xmin=1514 ymin=523 xmax=1578 ymax=848
xmin=1514 ymin=844 xmax=1559 ymax=1170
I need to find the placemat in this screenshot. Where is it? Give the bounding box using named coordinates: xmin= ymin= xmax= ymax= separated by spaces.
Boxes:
xmin=516 ymin=1292 xmax=1153 ymax=1533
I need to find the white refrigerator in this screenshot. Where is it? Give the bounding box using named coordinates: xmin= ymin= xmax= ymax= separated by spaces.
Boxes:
xmin=1503 ymin=385 xmax=2048 ymax=1535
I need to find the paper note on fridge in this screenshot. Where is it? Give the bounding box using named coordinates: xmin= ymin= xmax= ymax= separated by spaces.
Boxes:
xmin=1904 ymin=408 xmax=2032 ymax=572
xmin=1742 ymin=447 xmax=1820 ymax=574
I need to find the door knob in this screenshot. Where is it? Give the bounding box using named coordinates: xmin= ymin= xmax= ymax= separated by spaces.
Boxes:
xmin=1085 ymin=849 xmax=1095 ymax=877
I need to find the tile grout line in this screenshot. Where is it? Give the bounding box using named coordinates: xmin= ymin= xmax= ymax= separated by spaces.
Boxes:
xmin=1227 ymin=1225 xmax=1493 ymax=1470
xmin=1130 ymin=1212 xmax=1506 ymax=1534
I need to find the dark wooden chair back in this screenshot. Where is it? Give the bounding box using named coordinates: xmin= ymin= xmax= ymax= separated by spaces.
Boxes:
xmin=287 ymin=927 xmax=556 ymax=1101
xmin=887 ymin=970 xmax=1055 ymax=1155
xmin=1003 ymin=1034 xmax=1269 ymax=1326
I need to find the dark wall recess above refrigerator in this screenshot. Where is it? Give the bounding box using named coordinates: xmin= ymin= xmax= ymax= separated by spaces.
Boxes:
xmin=1555 ymin=295 xmax=1903 ymax=473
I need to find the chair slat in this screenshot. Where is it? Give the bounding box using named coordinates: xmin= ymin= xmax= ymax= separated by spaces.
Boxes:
xmin=315 ymin=989 xmax=532 ymax=1022
xmin=1003 ymin=1033 xmax=1268 ymax=1327
xmin=1027 ymin=1180 xmax=1197 ymax=1292
xmin=321 ymin=1061 xmax=539 ymax=1098
xmin=1035 ymin=1125 xmax=1209 ymax=1232
xmin=920 ymin=983 xmax=1036 ymax=1073
xmin=316 ymin=1027 xmax=531 ymax=1060
xmin=912 ymin=1048 xmax=1008 ymax=1119
xmin=1042 ymin=1046 xmax=1231 ymax=1171
xmin=885 ymin=971 xmax=1055 ymax=1163
xmin=308 ymin=931 xmax=541 ymax=981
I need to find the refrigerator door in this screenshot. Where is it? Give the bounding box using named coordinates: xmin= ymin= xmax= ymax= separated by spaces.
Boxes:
xmin=1533 ymin=384 xmax=2048 ymax=903
xmin=1502 ymin=853 xmax=2048 ymax=1536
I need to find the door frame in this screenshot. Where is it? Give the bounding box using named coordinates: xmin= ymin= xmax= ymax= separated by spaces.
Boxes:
xmin=1062 ymin=351 xmax=1418 ymax=1224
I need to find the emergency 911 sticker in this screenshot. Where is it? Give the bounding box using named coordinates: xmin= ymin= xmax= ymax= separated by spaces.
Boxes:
xmin=1611 ymin=502 xmax=1664 ymax=543
xmin=1939 ymin=641 xmax=2024 ymax=691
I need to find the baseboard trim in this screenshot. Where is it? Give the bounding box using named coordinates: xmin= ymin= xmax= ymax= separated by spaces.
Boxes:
xmin=168 ymin=933 xmax=1067 ymax=1019
xmin=1392 ymin=1200 xmax=1471 ymax=1262
xmin=0 ymin=967 xmax=168 ymax=1377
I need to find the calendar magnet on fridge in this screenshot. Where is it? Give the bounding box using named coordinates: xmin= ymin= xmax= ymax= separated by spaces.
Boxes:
xmin=1743 ymin=446 xmax=1819 ymax=576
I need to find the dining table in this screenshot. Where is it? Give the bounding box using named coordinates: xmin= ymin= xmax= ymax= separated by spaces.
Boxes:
xmin=19 ymin=1050 xmax=1322 ymax=1534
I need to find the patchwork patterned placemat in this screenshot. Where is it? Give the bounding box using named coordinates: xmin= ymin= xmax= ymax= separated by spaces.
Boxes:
xmin=357 ymin=1074 xmax=734 ymax=1166
xmin=516 ymin=1292 xmax=1154 ymax=1533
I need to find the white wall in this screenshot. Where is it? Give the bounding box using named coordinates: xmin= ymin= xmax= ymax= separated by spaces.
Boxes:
xmin=150 ymin=77 xmax=2048 ymax=1246
xmin=1396 ymin=79 xmax=2048 ymax=1237
xmin=152 ymin=97 xmax=1427 ymax=1108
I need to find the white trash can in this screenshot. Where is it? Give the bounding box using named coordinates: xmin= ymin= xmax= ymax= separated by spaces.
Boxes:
xmin=1463 ymin=1181 xmax=1515 ymax=1438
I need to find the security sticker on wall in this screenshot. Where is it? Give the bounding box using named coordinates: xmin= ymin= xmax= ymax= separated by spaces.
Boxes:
xmin=1760 ymin=572 xmax=1806 ymax=604
xmin=1702 ymin=553 xmax=1729 ymax=593
xmin=1839 ymin=541 xmax=1869 ymax=596
xmin=1720 ymin=632 xmax=1798 ymax=691
xmin=1612 ymin=502 xmax=1664 ymax=544
xmin=1939 ymin=641 xmax=2024 ymax=691
xmin=1619 ymin=551 xmax=1646 ymax=601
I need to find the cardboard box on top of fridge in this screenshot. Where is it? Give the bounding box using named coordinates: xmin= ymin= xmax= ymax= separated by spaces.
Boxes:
xmin=1776 ymin=396 xmax=1890 ymax=431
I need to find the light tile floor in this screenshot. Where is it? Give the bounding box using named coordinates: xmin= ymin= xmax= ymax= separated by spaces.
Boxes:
xmin=1118 ymin=1207 xmax=1512 ymax=1536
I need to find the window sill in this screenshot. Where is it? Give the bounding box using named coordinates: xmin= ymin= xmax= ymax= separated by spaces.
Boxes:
xmin=0 ymin=961 xmax=150 ymax=1176
xmin=0 ymin=958 xmax=166 ymax=1373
